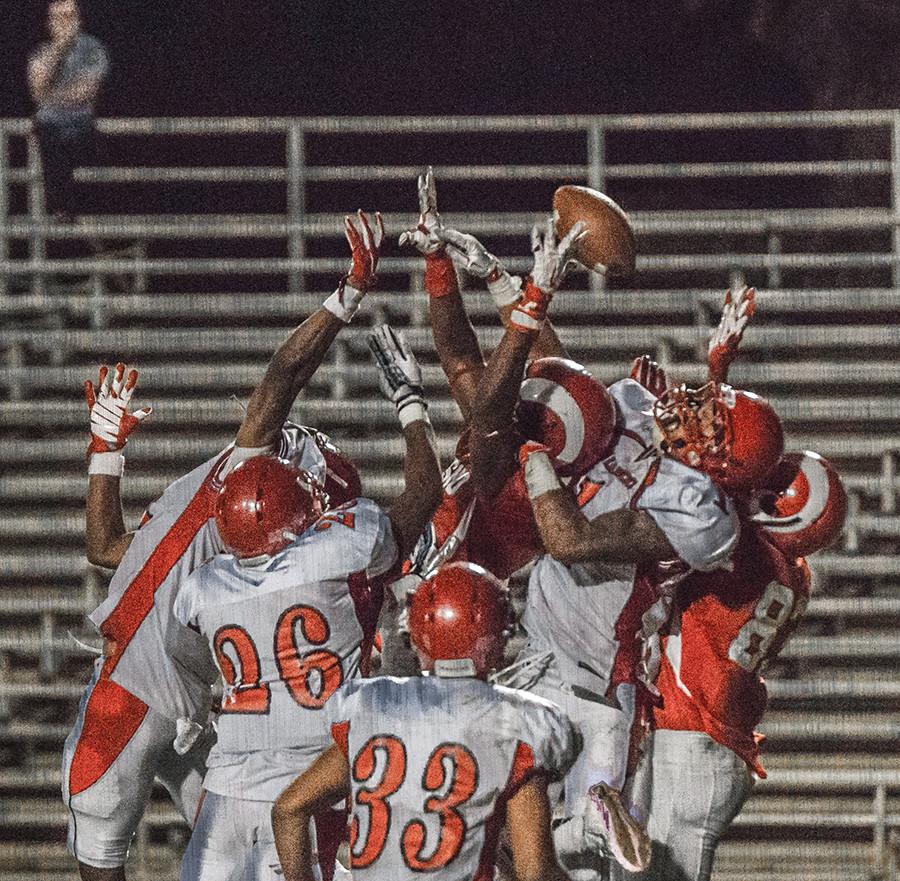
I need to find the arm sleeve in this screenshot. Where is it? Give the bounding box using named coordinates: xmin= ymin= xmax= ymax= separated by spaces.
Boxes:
xmin=172 ymin=575 xmax=198 ymax=628
xmin=365 ymin=502 xmax=400 ymax=579
xmin=639 ymin=464 xmax=740 ymax=572
xmin=525 ymin=699 xmax=582 ymax=781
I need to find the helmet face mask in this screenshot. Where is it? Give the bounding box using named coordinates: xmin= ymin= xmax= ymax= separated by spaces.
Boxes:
xmin=215 ymin=456 xmax=327 ymax=562
xmin=299 ymin=426 xmax=362 ymax=509
xmin=654 ymin=382 xmax=783 ymax=491
xmin=653 ymin=382 xmax=733 ymax=473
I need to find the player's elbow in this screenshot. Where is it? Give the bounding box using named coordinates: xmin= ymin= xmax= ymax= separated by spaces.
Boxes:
xmin=272 ymin=790 xmax=304 ymax=827
xmin=86 ymin=542 xmax=122 ymax=570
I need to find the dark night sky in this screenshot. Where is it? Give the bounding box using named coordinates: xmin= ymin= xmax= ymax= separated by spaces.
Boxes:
xmin=1 ymin=1 xmax=813 ymax=119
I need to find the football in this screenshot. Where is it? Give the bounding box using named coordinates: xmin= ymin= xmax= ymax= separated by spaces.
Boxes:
xmin=553 ymin=185 xmax=636 ymax=280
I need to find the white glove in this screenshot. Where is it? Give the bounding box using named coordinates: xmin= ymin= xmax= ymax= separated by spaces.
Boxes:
xmin=84 ymin=363 xmax=152 ymax=474
xmin=368 ymin=325 xmax=428 ymax=428
xmin=708 ymin=286 xmax=756 ymax=383
xmin=530 ymin=216 xmax=587 ymax=293
xmin=435 ymin=226 xmax=522 ymax=308
xmin=398 ymin=166 xmax=445 ymax=255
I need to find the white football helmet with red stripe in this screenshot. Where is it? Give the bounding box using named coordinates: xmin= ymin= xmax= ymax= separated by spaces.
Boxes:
xmin=753 ymin=450 xmax=847 ymax=556
xmin=517 ymin=357 xmax=618 ymax=478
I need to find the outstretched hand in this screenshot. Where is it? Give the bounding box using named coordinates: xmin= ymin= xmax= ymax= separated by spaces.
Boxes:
xmin=85 ymin=362 xmax=152 ymax=455
xmin=345 ymin=209 xmax=385 ymax=292
xmin=708 ymin=286 xmax=756 ymax=383
xmin=630 ymin=355 xmax=670 ymax=398
xmin=530 ymin=217 xmax=587 ymax=293
xmin=398 ymin=166 xmax=445 ymax=255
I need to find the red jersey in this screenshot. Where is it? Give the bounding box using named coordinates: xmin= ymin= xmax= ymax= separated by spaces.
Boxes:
xmin=408 ymin=440 xmax=541 ymax=582
xmin=652 ymin=523 xmax=810 ymax=776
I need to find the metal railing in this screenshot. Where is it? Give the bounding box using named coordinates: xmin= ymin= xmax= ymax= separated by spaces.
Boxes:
xmin=2 ymin=109 xmax=900 ymax=296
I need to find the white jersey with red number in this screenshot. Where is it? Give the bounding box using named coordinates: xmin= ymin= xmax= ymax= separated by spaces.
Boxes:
xmin=654 ymin=523 xmax=811 ymax=776
xmin=89 ymin=425 xmax=326 ymax=722
xmin=174 ymin=498 xmax=397 ymax=801
xmin=328 ymin=674 xmax=580 ymax=881
xmin=522 ymin=379 xmax=740 ymax=697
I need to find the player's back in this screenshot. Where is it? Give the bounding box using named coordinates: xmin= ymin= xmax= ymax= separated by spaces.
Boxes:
xmin=176 ymin=498 xmax=396 ymax=800
xmin=410 ymin=444 xmax=541 ymax=582
xmin=654 ymin=523 xmax=810 ymax=773
xmin=523 ymin=378 xmax=739 ymax=695
xmin=330 ymin=675 xmax=579 ymax=881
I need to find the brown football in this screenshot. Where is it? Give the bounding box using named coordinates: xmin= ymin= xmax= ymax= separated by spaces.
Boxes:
xmin=553 ymin=185 xmax=636 ymax=280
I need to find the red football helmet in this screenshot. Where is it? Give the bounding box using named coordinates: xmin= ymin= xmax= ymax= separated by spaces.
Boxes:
xmin=215 ymin=456 xmax=326 ymax=560
xmin=407 ymin=562 xmax=513 ymax=678
xmin=302 ymin=426 xmax=362 ymax=508
xmin=653 ymin=383 xmax=784 ymax=491
xmin=517 ymin=357 xmax=618 ymax=478
xmin=753 ymin=451 xmax=848 ymax=556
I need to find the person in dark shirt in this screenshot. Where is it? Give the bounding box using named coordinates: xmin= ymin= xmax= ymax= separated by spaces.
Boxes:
xmin=28 ymin=0 xmax=109 ymax=222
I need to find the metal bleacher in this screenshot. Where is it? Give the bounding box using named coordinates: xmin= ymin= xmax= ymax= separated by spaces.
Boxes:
xmin=1 ymin=110 xmax=899 ymax=880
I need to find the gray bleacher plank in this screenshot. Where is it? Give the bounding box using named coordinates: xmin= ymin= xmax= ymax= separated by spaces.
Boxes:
xmin=1 ymin=395 xmax=899 ymax=428
xmin=3 ymin=286 xmax=899 ymax=322
xmin=3 ymin=324 xmax=899 ymax=356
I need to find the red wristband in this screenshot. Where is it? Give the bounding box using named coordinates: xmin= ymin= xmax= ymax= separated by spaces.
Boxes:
xmin=424 ymin=251 xmax=459 ymax=299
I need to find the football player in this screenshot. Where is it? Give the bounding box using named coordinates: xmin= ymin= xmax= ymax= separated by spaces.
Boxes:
xmin=272 ymin=561 xmax=582 ymax=881
xmin=628 ymin=450 xmax=847 ymax=881
xmin=622 ymin=289 xmax=847 ymax=881
xmin=65 ymin=211 xmax=384 ymax=881
xmin=174 ymin=324 xmax=442 ymax=881
xmin=508 ymin=278 xmax=785 ymax=875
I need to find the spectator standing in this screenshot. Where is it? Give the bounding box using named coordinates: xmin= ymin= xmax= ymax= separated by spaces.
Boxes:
xmin=28 ymin=0 xmax=108 ymax=222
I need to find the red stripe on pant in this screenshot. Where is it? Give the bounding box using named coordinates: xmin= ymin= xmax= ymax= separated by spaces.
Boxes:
xmin=69 ymin=675 xmax=149 ymax=797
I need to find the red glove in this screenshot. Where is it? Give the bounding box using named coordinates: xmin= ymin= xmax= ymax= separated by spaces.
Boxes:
xmin=630 ymin=355 xmax=669 ymax=398
xmin=344 ymin=209 xmax=385 ymax=292
xmin=85 ymin=363 xmax=152 ymax=455
xmin=708 ymin=286 xmax=756 ymax=383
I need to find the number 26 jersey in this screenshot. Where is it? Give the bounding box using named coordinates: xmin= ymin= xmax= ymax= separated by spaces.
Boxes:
xmin=328 ymin=675 xmax=580 ymax=881
xmin=173 ymin=498 xmax=397 ymax=800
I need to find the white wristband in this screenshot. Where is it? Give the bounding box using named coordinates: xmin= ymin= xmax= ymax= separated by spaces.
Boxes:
xmin=487 ymin=270 xmax=522 ymax=309
xmin=523 ymin=451 xmax=559 ymax=500
xmin=323 ymin=280 xmax=366 ymax=323
xmin=88 ymin=451 xmax=125 ymax=477
xmin=397 ymin=399 xmax=428 ymax=429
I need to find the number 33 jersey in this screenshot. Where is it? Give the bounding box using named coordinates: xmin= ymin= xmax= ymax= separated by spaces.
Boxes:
xmin=173 ymin=498 xmax=397 ymax=800
xmin=653 ymin=523 xmax=811 ymax=776
xmin=328 ymin=675 xmax=581 ymax=881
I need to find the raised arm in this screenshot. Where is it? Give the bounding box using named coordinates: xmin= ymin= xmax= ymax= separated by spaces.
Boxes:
xmin=368 ymin=325 xmax=442 ymax=558
xmin=83 ymin=364 xmax=152 ymax=568
xmin=707 ymin=285 xmax=756 ymax=384
xmin=518 ymin=441 xmax=676 ymax=565
xmin=399 ymin=168 xmax=486 ymax=421
xmin=468 ymin=218 xmax=585 ymax=500
xmin=236 ymin=210 xmax=384 ymax=449
xmin=272 ymin=744 xmax=350 ymax=881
